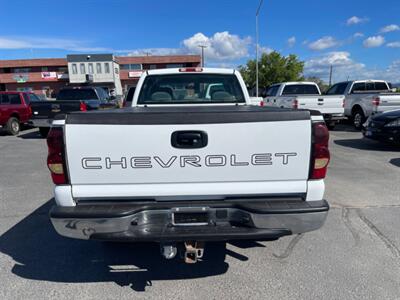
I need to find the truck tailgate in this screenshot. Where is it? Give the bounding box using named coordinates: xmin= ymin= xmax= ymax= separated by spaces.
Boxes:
xmin=319 ymin=95 xmax=345 ymax=114
xmin=31 ymin=101 xmax=82 ymax=120
xmin=297 ymin=95 xmax=344 ymax=114
xmin=377 ymin=94 xmax=400 ymax=112
xmin=64 ymin=107 xmax=313 ymax=199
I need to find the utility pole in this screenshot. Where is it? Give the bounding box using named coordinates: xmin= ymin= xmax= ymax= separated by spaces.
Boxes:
xmin=255 ymin=0 xmax=264 ymax=97
xmin=328 ymin=65 xmax=333 ymax=86
xmin=198 ymin=45 xmax=207 ymax=67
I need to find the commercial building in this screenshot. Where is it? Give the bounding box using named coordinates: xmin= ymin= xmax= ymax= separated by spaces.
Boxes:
xmin=66 ymin=54 xmax=123 ymax=96
xmin=0 ymin=54 xmax=201 ymax=97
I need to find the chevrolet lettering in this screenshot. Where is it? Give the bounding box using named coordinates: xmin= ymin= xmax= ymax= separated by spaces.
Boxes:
xmin=81 ymin=153 xmax=298 ymax=169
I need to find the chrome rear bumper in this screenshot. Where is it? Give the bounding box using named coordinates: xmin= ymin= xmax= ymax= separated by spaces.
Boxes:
xmin=29 ymin=118 xmax=52 ymax=127
xmin=50 ymin=200 xmax=329 ymax=242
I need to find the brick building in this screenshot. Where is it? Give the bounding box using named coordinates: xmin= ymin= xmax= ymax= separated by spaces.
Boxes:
xmin=0 ymin=54 xmax=201 ymax=98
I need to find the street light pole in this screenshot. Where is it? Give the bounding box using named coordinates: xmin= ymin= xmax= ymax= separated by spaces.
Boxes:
xmin=198 ymin=45 xmax=207 ymax=67
xmin=329 ymin=65 xmax=333 ymax=86
xmin=255 ymin=0 xmax=264 ymax=97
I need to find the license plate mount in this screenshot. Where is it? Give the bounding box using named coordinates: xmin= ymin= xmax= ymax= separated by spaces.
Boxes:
xmin=172 ymin=207 xmax=209 ymax=226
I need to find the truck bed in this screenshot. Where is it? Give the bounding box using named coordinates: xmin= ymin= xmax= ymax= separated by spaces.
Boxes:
xmin=30 ymin=100 xmax=91 ymax=129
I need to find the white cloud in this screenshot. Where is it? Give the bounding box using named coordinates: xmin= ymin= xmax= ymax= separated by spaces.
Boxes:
xmin=380 ymin=24 xmax=400 ymax=33
xmin=0 ymin=38 xmax=30 ymax=49
xmin=182 ymin=31 xmax=251 ymax=61
xmin=305 ymin=51 xmax=364 ymax=79
xmin=304 ymin=51 xmax=364 ymax=82
xmin=363 ymin=35 xmax=385 ymax=48
xmin=353 ymin=32 xmax=364 ymax=38
xmin=386 ymin=60 xmax=400 ymax=78
xmin=387 ymin=42 xmax=400 ymax=48
xmin=0 ymin=36 xmax=110 ymax=52
xmin=126 ymin=48 xmax=183 ymax=56
xmin=308 ymin=36 xmax=340 ymax=50
xmin=127 ymin=32 xmax=252 ymax=62
xmin=304 ymin=52 xmax=400 ymax=83
xmin=346 ymin=16 xmax=368 ymax=26
xmin=0 ymin=32 xmax=252 ymax=63
xmin=359 ymin=60 xmax=400 ymax=83
xmin=287 ymin=36 xmax=296 ymax=48
xmin=260 ymin=46 xmax=274 ymax=54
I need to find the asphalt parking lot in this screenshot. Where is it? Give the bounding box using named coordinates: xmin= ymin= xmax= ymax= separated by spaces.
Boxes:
xmin=0 ymin=125 xmax=399 ymax=299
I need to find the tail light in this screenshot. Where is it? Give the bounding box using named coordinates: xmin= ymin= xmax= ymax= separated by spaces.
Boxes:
xmin=28 ymin=105 xmax=33 ymax=116
xmin=179 ymin=67 xmax=203 ymax=72
xmin=259 ymin=100 xmax=265 ymax=106
xmin=292 ymin=99 xmax=299 ymax=109
xmin=372 ymin=97 xmax=380 ymax=107
xmin=310 ymin=122 xmax=330 ymax=179
xmin=80 ymin=102 xmax=87 ymax=111
xmin=342 ymin=99 xmax=345 ymax=108
xmin=47 ymin=127 xmax=68 ymax=184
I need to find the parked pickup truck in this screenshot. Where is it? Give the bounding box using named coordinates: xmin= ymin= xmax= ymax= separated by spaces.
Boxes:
xmin=263 ymin=82 xmax=345 ymax=129
xmin=47 ymin=68 xmax=330 ymax=263
xmin=0 ymin=91 xmax=39 ymax=135
xmin=30 ymin=86 xmax=116 ymax=137
xmin=327 ymin=80 xmax=400 ymax=129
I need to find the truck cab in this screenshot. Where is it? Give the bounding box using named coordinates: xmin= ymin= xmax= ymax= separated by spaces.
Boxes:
xmin=0 ymin=91 xmax=35 ymax=135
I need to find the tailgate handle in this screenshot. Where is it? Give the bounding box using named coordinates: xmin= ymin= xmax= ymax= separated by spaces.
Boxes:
xmin=171 ymin=131 xmax=208 ymax=149
xmin=318 ymin=98 xmax=324 ymax=101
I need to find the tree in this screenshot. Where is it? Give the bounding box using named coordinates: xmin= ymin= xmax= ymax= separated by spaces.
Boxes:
xmin=238 ymin=51 xmax=305 ymax=90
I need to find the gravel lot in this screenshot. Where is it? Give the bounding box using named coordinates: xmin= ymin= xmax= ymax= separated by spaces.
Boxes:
xmin=0 ymin=125 xmax=399 ymax=299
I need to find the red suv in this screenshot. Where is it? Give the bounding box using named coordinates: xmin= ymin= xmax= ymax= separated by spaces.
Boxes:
xmin=0 ymin=92 xmax=37 ymax=135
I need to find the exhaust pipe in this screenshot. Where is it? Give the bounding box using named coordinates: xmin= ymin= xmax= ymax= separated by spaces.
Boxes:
xmin=161 ymin=243 xmax=177 ymax=260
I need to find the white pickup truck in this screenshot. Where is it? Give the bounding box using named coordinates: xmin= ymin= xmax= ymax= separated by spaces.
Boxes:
xmin=47 ymin=68 xmax=330 ymax=263
xmin=327 ymin=80 xmax=400 ymax=129
xmin=263 ymin=82 xmax=345 ymax=129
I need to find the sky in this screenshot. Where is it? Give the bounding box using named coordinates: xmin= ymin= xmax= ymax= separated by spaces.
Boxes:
xmin=0 ymin=0 xmax=399 ymax=83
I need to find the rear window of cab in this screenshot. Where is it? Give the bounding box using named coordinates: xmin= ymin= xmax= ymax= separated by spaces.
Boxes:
xmin=137 ymin=74 xmax=245 ymax=104
xmin=282 ymin=84 xmax=320 ymax=95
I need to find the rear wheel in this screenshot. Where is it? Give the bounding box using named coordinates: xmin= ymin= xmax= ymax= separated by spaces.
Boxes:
xmin=326 ymin=122 xmax=336 ymax=130
xmin=6 ymin=117 xmax=20 ymax=135
xmin=39 ymin=127 xmax=50 ymax=138
xmin=352 ymin=109 xmax=365 ymax=130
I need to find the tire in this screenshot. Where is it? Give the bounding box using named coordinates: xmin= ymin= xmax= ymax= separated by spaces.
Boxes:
xmin=327 ymin=122 xmax=336 ymax=130
xmin=39 ymin=127 xmax=50 ymax=138
xmin=6 ymin=117 xmax=20 ymax=135
xmin=352 ymin=108 xmax=365 ymax=130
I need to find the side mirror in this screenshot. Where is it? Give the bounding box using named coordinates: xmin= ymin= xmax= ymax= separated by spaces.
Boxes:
xmin=391 ymin=88 xmax=397 ymax=93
